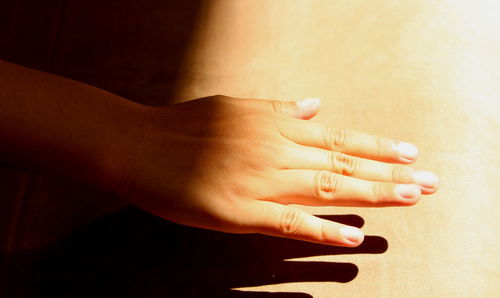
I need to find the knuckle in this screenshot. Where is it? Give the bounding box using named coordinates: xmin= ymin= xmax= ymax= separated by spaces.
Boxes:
xmin=371 ymin=183 xmax=386 ymax=204
xmin=323 ymin=126 xmax=347 ymax=150
xmin=376 ymin=137 xmax=396 ymax=158
xmin=279 ymin=206 xmax=305 ymax=235
xmin=211 ymin=94 xmax=231 ymax=102
xmin=329 ymin=152 xmax=358 ymax=176
xmin=313 ymin=171 xmax=340 ymax=200
xmin=267 ymin=100 xmax=282 ymax=113
xmin=392 ymin=165 xmax=414 ymax=184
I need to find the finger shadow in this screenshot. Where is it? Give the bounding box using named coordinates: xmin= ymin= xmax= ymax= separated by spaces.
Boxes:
xmin=6 ymin=207 xmax=387 ymax=297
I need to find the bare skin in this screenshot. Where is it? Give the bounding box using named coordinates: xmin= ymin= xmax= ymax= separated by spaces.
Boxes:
xmin=0 ymin=60 xmax=438 ymax=247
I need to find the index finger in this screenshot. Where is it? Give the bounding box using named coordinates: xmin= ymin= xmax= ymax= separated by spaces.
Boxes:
xmin=279 ymin=121 xmax=419 ymax=163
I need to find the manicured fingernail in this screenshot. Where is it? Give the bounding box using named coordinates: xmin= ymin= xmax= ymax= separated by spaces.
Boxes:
xmin=340 ymin=226 xmax=364 ymax=245
xmin=395 ymin=184 xmax=421 ymax=199
xmin=412 ymin=171 xmax=439 ymax=189
xmin=395 ymin=142 xmax=419 ymax=161
xmin=295 ymin=97 xmax=321 ymax=110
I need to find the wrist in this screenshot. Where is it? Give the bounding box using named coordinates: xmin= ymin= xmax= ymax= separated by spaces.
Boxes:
xmin=106 ymin=104 xmax=182 ymax=202
xmin=90 ymin=100 xmax=151 ymax=193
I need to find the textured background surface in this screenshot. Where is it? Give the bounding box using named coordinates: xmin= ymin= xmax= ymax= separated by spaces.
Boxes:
xmin=1 ymin=0 xmax=499 ymax=297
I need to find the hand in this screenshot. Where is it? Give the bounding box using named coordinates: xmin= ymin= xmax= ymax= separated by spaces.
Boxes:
xmin=117 ymin=95 xmax=438 ymax=247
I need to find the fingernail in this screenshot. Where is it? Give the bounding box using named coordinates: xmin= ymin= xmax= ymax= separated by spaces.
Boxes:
xmin=412 ymin=171 xmax=439 ymax=189
xmin=295 ymin=97 xmax=321 ymax=110
xmin=340 ymin=226 xmax=364 ymax=245
xmin=395 ymin=142 xmax=419 ymax=161
xmin=395 ymin=184 xmax=421 ymax=199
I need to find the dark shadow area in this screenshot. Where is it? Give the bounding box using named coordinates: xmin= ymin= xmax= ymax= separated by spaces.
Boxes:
xmin=0 ymin=0 xmax=207 ymax=106
xmin=5 ymin=207 xmax=388 ymax=298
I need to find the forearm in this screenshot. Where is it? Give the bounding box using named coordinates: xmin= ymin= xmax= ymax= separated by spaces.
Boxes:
xmin=0 ymin=60 xmax=145 ymax=189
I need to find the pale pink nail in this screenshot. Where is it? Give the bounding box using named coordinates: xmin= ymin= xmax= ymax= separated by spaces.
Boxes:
xmin=340 ymin=226 xmax=364 ymax=244
xmin=395 ymin=184 xmax=421 ymax=199
xmin=295 ymin=97 xmax=321 ymax=110
xmin=413 ymin=171 xmax=439 ymax=189
xmin=395 ymin=142 xmax=419 ymax=161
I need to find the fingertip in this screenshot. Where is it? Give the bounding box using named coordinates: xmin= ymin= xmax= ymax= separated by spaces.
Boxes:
xmin=394 ymin=141 xmax=419 ymax=163
xmin=339 ymin=226 xmax=365 ymax=247
xmin=393 ymin=184 xmax=422 ymax=207
xmin=296 ymin=97 xmax=321 ymax=109
xmin=413 ymin=171 xmax=439 ymax=194
xmin=295 ymin=97 xmax=321 ymax=119
xmin=420 ymin=186 xmax=437 ymax=195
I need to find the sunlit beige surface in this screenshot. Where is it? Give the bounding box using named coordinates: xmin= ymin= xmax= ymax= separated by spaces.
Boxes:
xmin=171 ymin=0 xmax=500 ymax=296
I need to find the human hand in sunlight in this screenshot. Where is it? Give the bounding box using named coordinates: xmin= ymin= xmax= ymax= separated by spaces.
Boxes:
xmin=117 ymin=95 xmax=438 ymax=247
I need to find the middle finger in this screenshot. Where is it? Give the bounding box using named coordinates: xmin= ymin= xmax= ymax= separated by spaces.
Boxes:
xmin=282 ymin=145 xmax=438 ymax=194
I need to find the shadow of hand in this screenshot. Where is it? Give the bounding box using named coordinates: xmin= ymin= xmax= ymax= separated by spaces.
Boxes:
xmin=22 ymin=207 xmax=387 ymax=298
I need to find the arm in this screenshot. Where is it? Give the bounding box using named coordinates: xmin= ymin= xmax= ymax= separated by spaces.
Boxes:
xmin=0 ymin=60 xmax=438 ymax=246
xmin=0 ymin=60 xmax=144 ymax=190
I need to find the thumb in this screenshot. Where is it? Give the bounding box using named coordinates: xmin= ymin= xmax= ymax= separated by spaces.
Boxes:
xmin=293 ymin=97 xmax=321 ymax=119
xmin=270 ymin=97 xmax=321 ymax=119
xmin=234 ymin=96 xmax=321 ymax=119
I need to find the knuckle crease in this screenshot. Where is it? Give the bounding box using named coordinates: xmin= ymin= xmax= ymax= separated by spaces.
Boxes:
xmin=314 ymin=171 xmax=339 ymax=199
xmin=324 ymin=126 xmax=347 ymax=150
xmin=330 ymin=152 xmax=357 ymax=176
xmin=279 ymin=206 xmax=304 ymax=235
